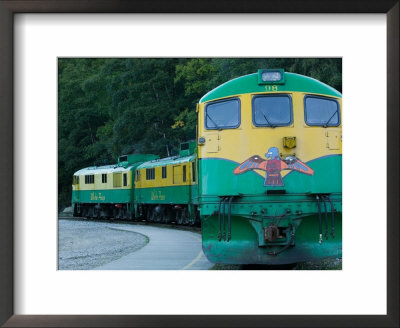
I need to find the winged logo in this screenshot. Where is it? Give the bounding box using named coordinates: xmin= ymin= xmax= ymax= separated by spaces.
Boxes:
xmin=233 ymin=147 xmax=314 ymax=186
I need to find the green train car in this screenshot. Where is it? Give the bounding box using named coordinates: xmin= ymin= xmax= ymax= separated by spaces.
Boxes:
xmin=134 ymin=141 xmax=199 ymax=225
xmin=72 ymin=154 xmax=158 ymax=219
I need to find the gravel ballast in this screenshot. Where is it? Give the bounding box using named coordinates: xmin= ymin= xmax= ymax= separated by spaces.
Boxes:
xmin=58 ymin=219 xmax=148 ymax=270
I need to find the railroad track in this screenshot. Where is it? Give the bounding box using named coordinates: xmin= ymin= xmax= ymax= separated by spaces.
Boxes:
xmin=58 ymin=215 xmax=201 ymax=234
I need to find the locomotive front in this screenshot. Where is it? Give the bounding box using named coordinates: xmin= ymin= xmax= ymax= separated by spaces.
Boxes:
xmin=197 ymin=69 xmax=342 ymax=264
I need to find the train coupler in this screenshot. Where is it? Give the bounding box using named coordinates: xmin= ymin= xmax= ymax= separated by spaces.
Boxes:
xmin=264 ymin=225 xmax=279 ymax=242
xmin=267 ymin=225 xmax=295 ymax=256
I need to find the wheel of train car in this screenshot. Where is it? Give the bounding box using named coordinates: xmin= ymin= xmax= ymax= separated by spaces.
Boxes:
xmin=151 ymin=206 xmax=162 ymax=223
xmin=154 ymin=210 xmax=162 ymax=223
xmin=162 ymin=210 xmax=170 ymax=224
xmin=94 ymin=206 xmax=100 ymax=219
xmin=176 ymin=210 xmax=183 ymax=225
xmin=124 ymin=209 xmax=130 ymax=220
xmin=180 ymin=208 xmax=189 ymax=225
xmin=189 ymin=210 xmax=199 ymax=226
xmin=88 ymin=206 xmax=94 ymax=219
xmin=148 ymin=208 xmax=155 ymax=222
xmin=178 ymin=208 xmax=188 ymax=225
xmin=73 ymin=206 xmax=78 ymax=217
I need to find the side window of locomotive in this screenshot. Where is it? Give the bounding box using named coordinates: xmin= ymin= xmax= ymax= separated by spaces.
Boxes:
xmin=123 ymin=173 xmax=127 ymax=186
xmin=252 ymin=95 xmax=292 ymax=127
xmin=192 ymin=162 xmax=196 ymax=182
xmin=146 ymin=168 xmax=155 ymax=180
xmin=162 ymin=166 xmax=167 ymax=179
xmin=205 ymin=98 xmax=240 ymax=129
xmin=304 ymin=95 xmax=340 ymax=127
xmin=183 ymin=165 xmax=187 ymax=182
xmin=85 ymin=174 xmax=94 ymax=184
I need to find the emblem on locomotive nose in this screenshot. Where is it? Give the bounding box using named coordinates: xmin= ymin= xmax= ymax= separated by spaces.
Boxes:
xmin=233 ymin=147 xmax=314 ymax=186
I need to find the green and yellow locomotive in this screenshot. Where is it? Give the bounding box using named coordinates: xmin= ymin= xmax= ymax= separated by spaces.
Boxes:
xmin=72 ymin=154 xmax=158 ymax=219
xmin=72 ymin=69 xmax=342 ymax=265
xmin=197 ymin=69 xmax=342 ymax=264
xmin=72 ymin=142 xmax=199 ymax=225
xmin=134 ymin=141 xmax=199 ymax=225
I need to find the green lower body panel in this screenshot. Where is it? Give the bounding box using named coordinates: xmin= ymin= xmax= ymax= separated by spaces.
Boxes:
xmin=72 ymin=189 xmax=132 ymax=204
xmin=202 ymin=214 xmax=342 ymax=265
xmin=135 ymin=185 xmax=197 ymax=205
xmin=199 ymin=155 xmax=342 ymax=195
xmin=72 ymin=189 xmax=134 ymax=218
xmin=199 ymin=154 xmax=342 ymax=265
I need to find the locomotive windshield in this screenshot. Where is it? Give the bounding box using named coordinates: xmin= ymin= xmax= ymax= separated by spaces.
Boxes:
xmin=205 ymin=98 xmax=240 ymax=129
xmin=304 ymin=95 xmax=340 ymax=127
xmin=252 ymin=95 xmax=292 ymax=127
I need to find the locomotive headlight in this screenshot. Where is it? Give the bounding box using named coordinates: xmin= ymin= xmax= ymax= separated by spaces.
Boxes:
xmin=258 ymin=69 xmax=285 ymax=85
xmin=283 ymin=136 xmax=296 ymax=149
xmin=198 ymin=137 xmax=206 ymax=145
xmin=262 ymin=71 xmax=281 ymax=82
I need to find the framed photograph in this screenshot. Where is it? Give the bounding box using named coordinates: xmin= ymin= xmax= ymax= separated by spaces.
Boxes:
xmin=0 ymin=1 xmax=398 ymax=327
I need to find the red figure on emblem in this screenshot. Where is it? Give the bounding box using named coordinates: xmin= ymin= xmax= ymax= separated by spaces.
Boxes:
xmin=233 ymin=147 xmax=314 ymax=187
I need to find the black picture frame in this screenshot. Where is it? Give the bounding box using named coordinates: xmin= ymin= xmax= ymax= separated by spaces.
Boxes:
xmin=0 ymin=1 xmax=398 ymax=327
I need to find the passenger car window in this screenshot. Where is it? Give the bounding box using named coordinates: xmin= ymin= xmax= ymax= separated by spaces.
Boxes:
xmin=183 ymin=165 xmax=186 ymax=182
xmin=192 ymin=162 xmax=196 ymax=182
xmin=146 ymin=168 xmax=155 ymax=180
xmin=252 ymin=95 xmax=292 ymax=127
xmin=85 ymin=175 xmax=94 ymax=184
xmin=205 ymin=98 xmax=240 ymax=129
xmin=304 ymin=95 xmax=340 ymax=127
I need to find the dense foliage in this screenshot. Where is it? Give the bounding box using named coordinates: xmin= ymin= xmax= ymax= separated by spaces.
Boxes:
xmin=58 ymin=58 xmax=341 ymax=209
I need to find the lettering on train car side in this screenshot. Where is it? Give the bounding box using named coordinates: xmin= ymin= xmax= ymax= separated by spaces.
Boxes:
xmin=90 ymin=192 xmax=105 ymax=201
xmin=151 ymin=191 xmax=165 ymax=201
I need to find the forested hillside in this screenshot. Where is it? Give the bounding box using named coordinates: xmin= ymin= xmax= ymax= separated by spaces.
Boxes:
xmin=58 ymin=58 xmax=341 ymax=209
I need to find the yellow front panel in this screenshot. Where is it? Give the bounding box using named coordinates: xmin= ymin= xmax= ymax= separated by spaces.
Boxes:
xmin=198 ymin=92 xmax=342 ymax=177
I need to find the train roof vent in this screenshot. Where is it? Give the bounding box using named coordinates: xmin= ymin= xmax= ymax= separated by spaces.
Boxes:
xmin=179 ymin=140 xmax=196 ymax=157
xmin=119 ymin=155 xmax=128 ymax=162
xmin=118 ymin=154 xmax=159 ymax=167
